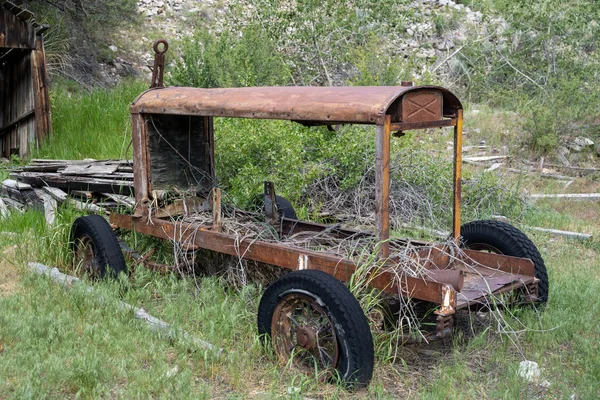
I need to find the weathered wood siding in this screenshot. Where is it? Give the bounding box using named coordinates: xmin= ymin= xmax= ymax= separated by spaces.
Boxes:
xmin=0 ymin=3 xmax=35 ymax=49
xmin=0 ymin=50 xmax=36 ymax=157
xmin=0 ymin=3 xmax=51 ymax=158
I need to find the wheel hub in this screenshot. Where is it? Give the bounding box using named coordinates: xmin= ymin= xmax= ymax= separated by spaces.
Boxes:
xmin=296 ymin=326 xmax=317 ymax=350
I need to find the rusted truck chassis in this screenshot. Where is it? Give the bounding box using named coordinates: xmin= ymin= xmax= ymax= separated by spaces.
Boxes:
xmin=71 ymin=41 xmax=548 ymax=388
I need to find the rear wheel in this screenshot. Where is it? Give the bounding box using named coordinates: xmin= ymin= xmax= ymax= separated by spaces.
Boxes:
xmin=254 ymin=194 xmax=298 ymax=219
xmin=70 ymin=215 xmax=127 ymax=279
xmin=461 ymin=220 xmax=548 ymax=303
xmin=257 ymin=270 xmax=374 ymax=388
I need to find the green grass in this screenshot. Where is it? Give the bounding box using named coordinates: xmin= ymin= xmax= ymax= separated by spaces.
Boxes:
xmin=1 ymin=62 xmax=599 ymax=397
xmin=31 ymin=80 xmax=147 ymax=160
xmin=1 ymin=207 xmax=599 ymax=398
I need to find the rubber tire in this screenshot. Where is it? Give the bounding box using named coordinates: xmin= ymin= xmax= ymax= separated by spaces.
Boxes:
xmin=461 ymin=220 xmax=549 ymax=303
xmin=258 ymin=270 xmax=374 ymax=388
xmin=70 ymin=215 xmax=127 ymax=279
xmin=256 ymin=194 xmax=298 ymax=219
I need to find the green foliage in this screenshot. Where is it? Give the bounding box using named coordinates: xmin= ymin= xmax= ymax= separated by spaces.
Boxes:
xmin=213 ymin=119 xmax=377 ymax=207
xmin=347 ymin=36 xmax=406 ymax=86
xmin=172 ymin=0 xmax=432 ymax=87
xmin=457 ymin=0 xmax=600 ymax=152
xmin=172 ymin=24 xmax=290 ymax=88
xmin=433 ymin=7 xmax=460 ymax=35
xmin=25 ymin=0 xmax=138 ymax=38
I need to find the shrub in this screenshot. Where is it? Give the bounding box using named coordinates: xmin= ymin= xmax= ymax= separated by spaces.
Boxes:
xmin=171 ymin=24 xmax=290 ymax=88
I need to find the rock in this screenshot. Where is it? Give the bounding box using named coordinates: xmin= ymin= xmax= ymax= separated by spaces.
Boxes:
xmin=518 ymin=360 xmax=541 ymax=383
xmin=540 ymin=380 xmax=552 ymax=389
xmin=557 ymin=150 xmax=570 ymax=166
xmin=574 ymin=136 xmax=594 ymax=148
xmin=435 ymin=39 xmax=455 ymax=50
xmin=156 ymin=1 xmax=164 ymax=7
xmin=165 ymin=365 xmax=179 ymax=377
xmin=570 ymin=143 xmax=583 ymax=152
xmin=109 ymin=45 xmax=118 ymax=52
xmin=406 ymin=28 xmax=415 ymax=36
xmin=564 ymin=137 xmax=594 ymax=153
xmin=0 ymin=157 xmax=9 ymax=164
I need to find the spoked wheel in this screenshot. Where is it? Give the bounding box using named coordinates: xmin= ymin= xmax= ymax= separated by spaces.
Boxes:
xmin=258 ymin=270 xmax=374 ymax=388
xmin=70 ymin=215 xmax=127 ymax=279
xmin=271 ymin=293 xmax=340 ymax=376
xmin=73 ymin=235 xmax=101 ymax=280
xmin=461 ymin=219 xmax=549 ymax=303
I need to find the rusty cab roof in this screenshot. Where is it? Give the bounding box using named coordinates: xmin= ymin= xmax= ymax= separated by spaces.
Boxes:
xmin=130 ymin=85 xmax=462 ymax=126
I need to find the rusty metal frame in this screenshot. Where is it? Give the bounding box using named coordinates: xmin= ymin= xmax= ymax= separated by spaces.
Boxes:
xmin=112 ymin=41 xmax=540 ymax=317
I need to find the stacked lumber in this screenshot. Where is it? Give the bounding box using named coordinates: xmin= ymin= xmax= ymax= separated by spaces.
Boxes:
xmin=1 ymin=159 xmax=136 ymax=222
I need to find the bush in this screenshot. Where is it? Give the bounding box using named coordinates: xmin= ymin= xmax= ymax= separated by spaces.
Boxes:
xmin=457 ymin=0 xmax=600 ymax=152
xmin=171 ymin=24 xmax=290 ymax=88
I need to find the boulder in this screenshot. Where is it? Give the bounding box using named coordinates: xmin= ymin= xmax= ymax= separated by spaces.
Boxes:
xmin=518 ymin=360 xmax=541 ymax=383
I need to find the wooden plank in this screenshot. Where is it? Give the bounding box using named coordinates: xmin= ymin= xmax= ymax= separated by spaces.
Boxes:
xmin=11 ymin=171 xmax=134 ymax=195
xmin=2 ymin=178 xmax=32 ymax=190
xmin=525 ymin=226 xmax=592 ymax=240
xmin=0 ymin=6 xmax=36 ymax=49
xmin=41 ymin=186 xmax=68 ymax=202
xmin=33 ymin=188 xmax=57 ymax=225
xmin=32 ymin=34 xmax=52 ymax=146
xmin=0 ymin=109 xmax=35 ymax=135
xmin=0 ymin=197 xmax=9 ymax=218
xmin=529 ymin=193 xmax=600 ymax=200
xmin=0 ymin=196 xmax=24 ymax=212
xmin=462 ymin=155 xmax=508 ymax=162
xmin=42 ymin=186 xmax=105 ymax=213
xmin=102 ymin=193 xmax=136 ymax=208
xmin=61 ymin=163 xmax=119 ymax=175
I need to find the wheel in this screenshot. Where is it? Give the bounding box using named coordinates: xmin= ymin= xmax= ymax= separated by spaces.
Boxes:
xmin=460 ymin=220 xmax=549 ymax=303
xmin=70 ymin=215 xmax=127 ymax=279
xmin=255 ymin=194 xmax=297 ymax=219
xmin=257 ymin=270 xmax=374 ymax=388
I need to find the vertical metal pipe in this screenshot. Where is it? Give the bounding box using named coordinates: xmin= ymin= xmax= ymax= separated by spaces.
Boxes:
xmin=376 ymin=115 xmax=391 ymax=258
xmin=452 ymin=109 xmax=463 ymax=241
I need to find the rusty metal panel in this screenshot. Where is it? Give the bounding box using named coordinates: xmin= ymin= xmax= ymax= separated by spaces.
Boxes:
xmin=399 ymin=90 xmax=443 ymax=123
xmin=131 ymin=85 xmax=462 ymax=125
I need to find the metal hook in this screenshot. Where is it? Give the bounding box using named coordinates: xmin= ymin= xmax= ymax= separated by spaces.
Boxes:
xmin=150 ymin=39 xmax=169 ymax=89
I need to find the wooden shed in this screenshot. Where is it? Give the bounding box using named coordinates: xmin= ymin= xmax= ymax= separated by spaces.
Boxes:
xmin=0 ymin=1 xmax=51 ymax=158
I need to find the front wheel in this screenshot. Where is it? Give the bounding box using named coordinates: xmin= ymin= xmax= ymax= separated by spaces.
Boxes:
xmin=70 ymin=215 xmax=127 ymax=279
xmin=461 ymin=220 xmax=549 ymax=303
xmin=257 ymin=270 xmax=374 ymax=388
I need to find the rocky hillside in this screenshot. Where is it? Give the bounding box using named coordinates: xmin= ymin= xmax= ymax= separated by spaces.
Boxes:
xmin=109 ymin=0 xmax=505 ymax=85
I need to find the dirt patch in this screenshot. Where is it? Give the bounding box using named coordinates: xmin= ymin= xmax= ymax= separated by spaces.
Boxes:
xmin=0 ymin=245 xmax=21 ymax=296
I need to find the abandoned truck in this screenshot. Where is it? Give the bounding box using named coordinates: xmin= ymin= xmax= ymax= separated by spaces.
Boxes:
xmin=69 ymin=40 xmax=548 ymax=388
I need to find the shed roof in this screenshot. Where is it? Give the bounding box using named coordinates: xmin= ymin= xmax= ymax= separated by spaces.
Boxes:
xmin=130 ymin=85 xmax=462 ymax=125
